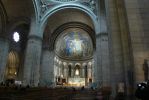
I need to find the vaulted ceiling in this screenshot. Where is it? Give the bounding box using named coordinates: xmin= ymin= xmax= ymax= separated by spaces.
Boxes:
xmin=1 ymin=0 xmax=34 ymax=22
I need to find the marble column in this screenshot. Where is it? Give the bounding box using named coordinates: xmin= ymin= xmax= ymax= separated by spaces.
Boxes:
xmin=82 ymin=68 xmax=85 ymax=78
xmin=0 ymin=38 xmax=9 ymax=82
xmin=23 ymin=36 xmax=42 ymax=86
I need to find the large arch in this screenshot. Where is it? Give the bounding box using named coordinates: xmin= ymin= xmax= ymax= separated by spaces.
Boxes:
xmin=40 ymin=5 xmax=98 ymax=86
xmin=39 ymin=3 xmax=99 ymax=37
xmin=5 ymin=51 xmax=19 ymax=80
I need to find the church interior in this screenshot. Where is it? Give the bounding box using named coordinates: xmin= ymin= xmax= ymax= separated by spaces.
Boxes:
xmin=0 ymin=0 xmax=149 ymax=100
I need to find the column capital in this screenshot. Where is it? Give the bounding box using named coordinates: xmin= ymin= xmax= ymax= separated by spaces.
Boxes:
xmin=28 ymin=35 xmax=43 ymax=42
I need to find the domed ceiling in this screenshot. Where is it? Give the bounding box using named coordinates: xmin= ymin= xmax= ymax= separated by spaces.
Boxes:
xmin=55 ymin=28 xmax=93 ymax=60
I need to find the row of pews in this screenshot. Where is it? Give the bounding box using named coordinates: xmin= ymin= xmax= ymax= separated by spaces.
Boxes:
xmin=0 ymin=86 xmax=110 ymax=100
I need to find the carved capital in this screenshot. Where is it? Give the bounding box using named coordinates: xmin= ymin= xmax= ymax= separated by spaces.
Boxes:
xmin=28 ymin=35 xmax=43 ymax=42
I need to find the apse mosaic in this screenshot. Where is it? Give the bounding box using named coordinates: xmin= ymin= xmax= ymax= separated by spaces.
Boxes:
xmin=55 ymin=30 xmax=93 ymax=60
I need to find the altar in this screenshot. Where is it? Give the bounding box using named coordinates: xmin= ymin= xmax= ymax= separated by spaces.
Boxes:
xmin=68 ymin=78 xmax=85 ymax=86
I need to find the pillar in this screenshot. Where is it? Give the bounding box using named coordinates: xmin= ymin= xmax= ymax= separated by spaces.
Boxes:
xmin=40 ymin=49 xmax=54 ymax=86
xmin=58 ymin=63 xmax=60 ymax=76
xmin=23 ymin=35 xmax=42 ymax=86
xmin=71 ymin=68 xmax=74 ymax=77
xmin=82 ymin=67 xmax=85 ymax=78
xmin=0 ymin=38 xmax=9 ymax=82
xmin=91 ymin=62 xmax=95 ymax=82
xmin=88 ymin=66 xmax=92 ymax=78
xmin=64 ymin=66 xmax=68 ymax=78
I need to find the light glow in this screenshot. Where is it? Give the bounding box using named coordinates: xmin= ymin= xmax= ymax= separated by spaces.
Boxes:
xmin=75 ymin=69 xmax=79 ymax=75
xmin=72 ymin=39 xmax=82 ymax=52
xmin=13 ymin=32 xmax=20 ymax=42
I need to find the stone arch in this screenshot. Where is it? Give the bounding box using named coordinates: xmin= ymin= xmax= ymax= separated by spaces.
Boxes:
xmin=74 ymin=63 xmax=81 ymax=76
xmin=5 ymin=51 xmax=19 ymax=80
xmin=40 ymin=4 xmax=97 ymax=86
xmin=7 ymin=18 xmax=31 ymax=81
xmin=63 ymin=62 xmax=67 ymax=67
xmin=40 ymin=4 xmax=99 ymax=38
xmin=82 ymin=63 xmax=87 ymax=68
xmin=75 ymin=63 xmax=81 ymax=67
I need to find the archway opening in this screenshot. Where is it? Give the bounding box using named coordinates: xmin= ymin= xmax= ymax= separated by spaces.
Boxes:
xmin=5 ymin=24 xmax=29 ymax=85
xmin=5 ymin=51 xmax=19 ymax=84
xmin=41 ymin=8 xmax=96 ymax=87
xmin=54 ymin=27 xmax=94 ymax=87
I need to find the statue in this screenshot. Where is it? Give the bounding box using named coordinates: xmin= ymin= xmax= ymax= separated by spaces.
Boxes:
xmin=143 ymin=59 xmax=149 ymax=81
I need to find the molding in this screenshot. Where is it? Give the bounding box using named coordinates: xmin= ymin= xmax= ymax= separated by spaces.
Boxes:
xmin=96 ymin=32 xmax=108 ymax=38
xmin=28 ymin=35 xmax=43 ymax=42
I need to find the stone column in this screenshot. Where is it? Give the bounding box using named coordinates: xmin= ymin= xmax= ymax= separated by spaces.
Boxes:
xmin=82 ymin=68 xmax=85 ymax=78
xmin=64 ymin=66 xmax=68 ymax=78
xmin=147 ymin=60 xmax=149 ymax=80
xmin=60 ymin=64 xmax=63 ymax=77
xmin=56 ymin=66 xmax=58 ymax=77
xmin=71 ymin=68 xmax=74 ymax=77
xmin=0 ymin=38 xmax=9 ymax=82
xmin=58 ymin=65 xmax=60 ymax=76
xmin=23 ymin=36 xmax=42 ymax=86
xmin=56 ymin=66 xmax=59 ymax=76
xmin=40 ymin=49 xmax=54 ymax=86
xmin=88 ymin=67 xmax=92 ymax=78
xmin=91 ymin=62 xmax=94 ymax=81
xmin=53 ymin=63 xmax=57 ymax=78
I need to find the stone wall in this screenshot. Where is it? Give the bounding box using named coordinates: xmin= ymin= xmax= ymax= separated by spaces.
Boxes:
xmin=124 ymin=0 xmax=149 ymax=84
xmin=105 ymin=0 xmax=125 ymax=95
xmin=138 ymin=0 xmax=149 ymax=54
